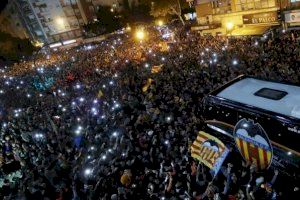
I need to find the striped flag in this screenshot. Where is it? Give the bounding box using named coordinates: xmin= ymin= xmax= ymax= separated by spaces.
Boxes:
xmin=142 ymin=78 xmax=153 ymax=93
xmin=97 ymin=90 xmax=104 ymax=98
xmin=191 ymin=131 xmax=229 ymax=176
xmin=151 ymin=64 xmax=163 ymax=73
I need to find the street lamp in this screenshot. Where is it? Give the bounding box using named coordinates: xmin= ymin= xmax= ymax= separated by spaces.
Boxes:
xmin=56 ymin=18 xmax=64 ymax=26
xmin=226 ymin=22 xmax=234 ymax=36
xmin=226 ymin=22 xmax=234 ymax=30
xmin=135 ymin=30 xmax=145 ymax=40
xmin=126 ymin=25 xmax=131 ymax=31
xmin=157 ymin=20 xmax=164 ymax=26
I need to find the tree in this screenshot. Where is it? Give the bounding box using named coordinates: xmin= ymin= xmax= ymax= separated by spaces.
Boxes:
xmin=84 ymin=5 xmax=123 ymax=36
xmin=94 ymin=6 xmax=121 ymax=34
xmin=149 ymin=0 xmax=185 ymax=25
xmin=122 ymin=0 xmax=130 ymax=12
xmin=120 ymin=0 xmax=152 ymax=24
xmin=0 ymin=31 xmax=36 ymax=63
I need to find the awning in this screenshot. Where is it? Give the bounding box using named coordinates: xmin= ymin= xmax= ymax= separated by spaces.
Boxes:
xmin=231 ymin=25 xmax=272 ymax=36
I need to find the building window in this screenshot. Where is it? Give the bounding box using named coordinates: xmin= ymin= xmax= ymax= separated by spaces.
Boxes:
xmin=248 ymin=3 xmax=254 ymax=9
xmin=75 ymin=9 xmax=80 ymax=14
xmin=255 ymin=2 xmax=262 ymax=8
xmin=261 ymin=0 xmax=269 ymax=7
xmin=212 ymin=0 xmax=232 ymax=14
xmin=291 ymin=0 xmax=300 ymax=2
xmin=35 ymin=30 xmax=43 ymax=36
xmin=235 ymin=0 xmax=275 ymax=12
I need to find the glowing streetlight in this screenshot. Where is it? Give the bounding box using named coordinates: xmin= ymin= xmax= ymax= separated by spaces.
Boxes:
xmin=157 ymin=20 xmax=164 ymax=26
xmin=56 ymin=18 xmax=64 ymax=26
xmin=126 ymin=26 xmax=131 ymax=31
xmin=135 ymin=30 xmax=145 ymax=40
xmin=226 ymin=22 xmax=234 ymax=30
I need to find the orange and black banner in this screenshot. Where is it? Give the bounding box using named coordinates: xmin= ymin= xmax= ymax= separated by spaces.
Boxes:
xmin=191 ymin=131 xmax=229 ymax=175
xmin=151 ymin=64 xmax=163 ymax=74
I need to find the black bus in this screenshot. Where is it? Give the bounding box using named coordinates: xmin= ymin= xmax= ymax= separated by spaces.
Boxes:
xmin=203 ymin=75 xmax=300 ymax=178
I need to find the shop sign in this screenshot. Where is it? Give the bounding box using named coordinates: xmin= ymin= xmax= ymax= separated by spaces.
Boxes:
xmin=285 ymin=11 xmax=300 ymax=23
xmin=243 ymin=12 xmax=278 ymax=24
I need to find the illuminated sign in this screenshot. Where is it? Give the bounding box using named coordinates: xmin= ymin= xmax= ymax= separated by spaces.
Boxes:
xmin=192 ymin=24 xmax=220 ymax=31
xmin=243 ymin=12 xmax=278 ymax=24
xmin=63 ymin=39 xmax=77 ymax=45
xmin=285 ymin=10 xmax=300 ymax=23
xmin=49 ymin=42 xmax=62 ymax=48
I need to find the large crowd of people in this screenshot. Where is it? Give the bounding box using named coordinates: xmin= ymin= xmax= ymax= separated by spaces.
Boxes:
xmin=0 ymin=24 xmax=299 ymax=199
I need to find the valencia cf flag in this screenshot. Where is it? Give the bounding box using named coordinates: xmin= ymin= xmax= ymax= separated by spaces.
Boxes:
xmin=151 ymin=64 xmax=163 ymax=74
xmin=191 ymin=131 xmax=229 ymax=176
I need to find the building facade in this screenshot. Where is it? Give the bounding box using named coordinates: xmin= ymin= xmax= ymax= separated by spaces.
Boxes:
xmin=91 ymin=0 xmax=140 ymax=11
xmin=14 ymin=0 xmax=97 ymax=44
xmin=283 ymin=0 xmax=300 ymax=29
xmin=194 ymin=0 xmax=282 ymax=35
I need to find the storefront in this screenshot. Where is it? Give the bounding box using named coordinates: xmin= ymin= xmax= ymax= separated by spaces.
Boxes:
xmin=197 ymin=10 xmax=279 ymax=36
xmin=194 ymin=0 xmax=280 ymax=36
xmin=284 ymin=10 xmax=300 ymax=29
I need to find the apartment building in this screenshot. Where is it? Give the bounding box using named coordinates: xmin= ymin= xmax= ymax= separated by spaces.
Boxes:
xmin=14 ymin=0 xmax=96 ymax=44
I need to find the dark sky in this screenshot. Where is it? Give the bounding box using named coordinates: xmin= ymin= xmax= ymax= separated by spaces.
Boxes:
xmin=0 ymin=0 xmax=8 ymax=13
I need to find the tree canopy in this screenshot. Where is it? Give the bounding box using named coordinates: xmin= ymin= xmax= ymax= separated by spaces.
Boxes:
xmin=84 ymin=5 xmax=122 ymax=36
xmin=149 ymin=0 xmax=185 ymax=25
xmin=0 ymin=31 xmax=36 ymax=63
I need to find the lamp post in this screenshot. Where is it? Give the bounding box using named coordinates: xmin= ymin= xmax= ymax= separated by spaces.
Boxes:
xmin=56 ymin=18 xmax=64 ymax=26
xmin=135 ymin=30 xmax=145 ymax=41
xmin=157 ymin=20 xmax=164 ymax=26
xmin=226 ymin=22 xmax=234 ymax=36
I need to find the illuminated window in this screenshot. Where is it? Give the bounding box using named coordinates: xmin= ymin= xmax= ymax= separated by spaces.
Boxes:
xmin=291 ymin=0 xmax=300 ymax=2
xmin=261 ymin=1 xmax=269 ymax=7
xmin=255 ymin=2 xmax=262 ymax=8
xmin=248 ymin=3 xmax=254 ymax=9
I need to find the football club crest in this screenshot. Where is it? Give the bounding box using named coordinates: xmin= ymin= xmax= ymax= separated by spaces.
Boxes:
xmin=234 ymin=119 xmax=273 ymax=170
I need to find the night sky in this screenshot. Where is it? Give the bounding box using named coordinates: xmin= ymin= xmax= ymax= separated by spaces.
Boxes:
xmin=0 ymin=0 xmax=8 ymax=13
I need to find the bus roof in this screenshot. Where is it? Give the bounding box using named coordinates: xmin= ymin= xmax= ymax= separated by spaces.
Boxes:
xmin=217 ymin=77 xmax=300 ymax=119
